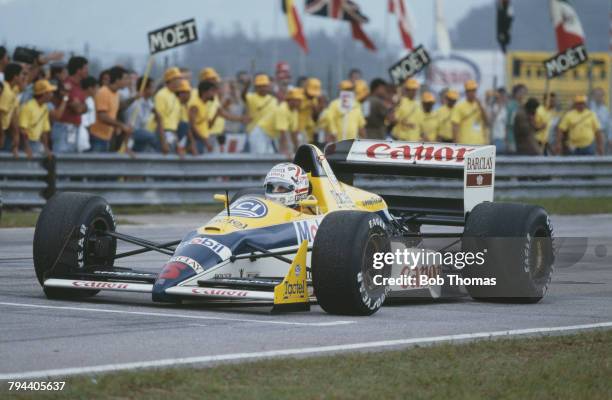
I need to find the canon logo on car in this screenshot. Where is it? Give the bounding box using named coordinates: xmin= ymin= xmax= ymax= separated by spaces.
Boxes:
xmin=191 ymin=288 xmax=249 ymax=297
xmin=71 ymin=281 xmax=129 ymax=289
xmin=363 ymin=143 xmax=475 ymax=163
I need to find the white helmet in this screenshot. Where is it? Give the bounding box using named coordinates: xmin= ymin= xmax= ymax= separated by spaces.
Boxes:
xmin=263 ymin=163 xmax=309 ymax=207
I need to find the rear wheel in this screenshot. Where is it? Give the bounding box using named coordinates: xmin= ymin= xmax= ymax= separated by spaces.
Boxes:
xmin=461 ymin=202 xmax=554 ymax=303
xmin=312 ymin=211 xmax=391 ymax=316
xmin=33 ymin=192 xmax=117 ymax=299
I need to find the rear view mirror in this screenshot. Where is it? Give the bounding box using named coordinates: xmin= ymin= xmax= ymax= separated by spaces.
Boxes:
xmin=298 ymin=198 xmax=318 ymax=208
xmin=213 ymin=194 xmax=228 ymax=208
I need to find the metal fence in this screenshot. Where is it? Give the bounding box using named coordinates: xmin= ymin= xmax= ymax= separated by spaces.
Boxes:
xmin=2 ymin=153 xmax=612 ymax=207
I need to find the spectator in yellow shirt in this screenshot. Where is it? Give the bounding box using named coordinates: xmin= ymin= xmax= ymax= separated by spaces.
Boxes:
xmin=19 ymin=80 xmax=55 ymax=158
xmin=251 ymin=88 xmax=303 ymax=156
xmin=534 ymin=92 xmax=558 ymax=154
xmin=298 ymin=78 xmax=324 ymax=146
xmin=323 ymin=80 xmax=366 ymax=142
xmin=355 ymin=79 xmax=369 ymax=105
xmin=188 ymin=80 xmax=217 ymax=154
xmin=390 ymin=78 xmax=421 ymax=141
xmin=198 ymin=68 xmax=224 ymax=136
xmin=89 ymin=66 xmax=132 ymax=152
xmin=451 ymin=80 xmax=488 ymax=145
xmin=174 ymin=79 xmax=193 ymax=155
xmin=555 ymin=95 xmax=604 ymax=155
xmin=0 ymin=63 xmax=27 ymax=156
xmin=420 ymin=92 xmax=439 ymax=142
xmin=150 ymin=67 xmax=183 ymax=154
xmin=0 ymin=82 xmax=3 ymax=113
xmin=242 ymin=74 xmax=277 ymax=135
xmin=199 ymin=67 xmax=249 ymax=152
xmin=436 ymin=89 xmax=459 ymax=142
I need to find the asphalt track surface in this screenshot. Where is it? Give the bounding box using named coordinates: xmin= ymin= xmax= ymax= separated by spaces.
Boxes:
xmin=0 ymin=213 xmax=611 ymax=379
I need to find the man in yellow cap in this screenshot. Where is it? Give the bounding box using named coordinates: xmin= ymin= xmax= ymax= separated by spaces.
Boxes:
xmin=390 ymin=78 xmax=421 ymax=141
xmin=323 ymin=80 xmax=366 ymax=141
xmin=18 ymin=79 xmax=56 ymax=158
xmin=197 ymin=68 xmax=224 ymax=139
xmin=242 ymin=74 xmax=277 ymax=137
xmin=251 ymin=87 xmax=303 ymax=156
xmin=420 ymin=92 xmax=438 ymax=142
xmin=148 ymin=67 xmax=184 ymax=154
xmin=355 ymin=80 xmax=370 ymax=104
xmin=175 ymin=79 xmax=193 ymax=155
xmin=188 ymin=80 xmax=218 ymax=154
xmin=555 ymin=95 xmax=604 ymax=155
xmin=198 ymin=67 xmax=249 ymax=152
xmin=451 ymin=80 xmax=488 ymax=145
xmin=298 ymin=77 xmax=324 ymax=146
xmin=436 ymin=89 xmax=459 ymax=142
xmin=534 ymin=92 xmax=557 ymax=154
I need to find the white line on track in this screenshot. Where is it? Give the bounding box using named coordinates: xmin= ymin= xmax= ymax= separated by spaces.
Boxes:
xmin=0 ymin=301 xmax=353 ymax=327
xmin=1 ymin=320 xmax=611 ymax=380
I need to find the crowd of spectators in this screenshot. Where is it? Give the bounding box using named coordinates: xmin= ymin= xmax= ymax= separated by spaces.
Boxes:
xmin=0 ymin=46 xmax=609 ymax=159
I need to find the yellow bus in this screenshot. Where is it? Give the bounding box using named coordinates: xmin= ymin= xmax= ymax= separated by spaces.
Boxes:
xmin=506 ymin=51 xmax=610 ymax=109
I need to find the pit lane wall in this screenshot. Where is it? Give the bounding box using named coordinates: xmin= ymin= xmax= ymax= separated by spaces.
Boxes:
xmin=1 ymin=153 xmax=612 ymax=207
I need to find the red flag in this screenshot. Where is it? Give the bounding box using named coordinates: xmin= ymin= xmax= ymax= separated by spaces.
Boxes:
xmin=388 ymin=0 xmax=414 ymax=50
xmin=350 ymin=20 xmax=376 ymax=51
xmin=282 ymin=0 xmax=308 ymax=53
xmin=305 ymin=0 xmax=377 ymax=51
xmin=549 ymin=0 xmax=585 ymax=52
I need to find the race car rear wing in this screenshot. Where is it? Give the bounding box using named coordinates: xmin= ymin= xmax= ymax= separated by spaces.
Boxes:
xmin=324 ymin=139 xmax=496 ymax=220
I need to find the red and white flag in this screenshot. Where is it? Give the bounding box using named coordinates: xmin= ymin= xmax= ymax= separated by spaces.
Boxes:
xmin=549 ymin=0 xmax=585 ymax=52
xmin=388 ymin=0 xmax=414 ymax=50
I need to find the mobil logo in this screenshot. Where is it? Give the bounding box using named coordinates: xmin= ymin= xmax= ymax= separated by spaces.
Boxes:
xmin=293 ymin=217 xmax=323 ymax=245
xmin=230 ymin=197 xmax=268 ymax=218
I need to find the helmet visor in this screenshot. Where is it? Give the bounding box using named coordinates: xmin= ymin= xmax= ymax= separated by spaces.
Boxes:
xmin=265 ymin=180 xmax=295 ymax=194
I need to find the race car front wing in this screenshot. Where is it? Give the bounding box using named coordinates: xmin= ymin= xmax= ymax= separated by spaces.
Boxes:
xmin=43 ymin=229 xmax=311 ymax=313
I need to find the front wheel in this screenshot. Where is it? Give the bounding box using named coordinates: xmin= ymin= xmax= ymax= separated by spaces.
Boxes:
xmin=312 ymin=211 xmax=391 ymax=316
xmin=33 ymin=192 xmax=117 ymax=299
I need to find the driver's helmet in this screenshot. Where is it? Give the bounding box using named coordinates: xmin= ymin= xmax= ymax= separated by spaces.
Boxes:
xmin=263 ymin=163 xmax=309 ymax=207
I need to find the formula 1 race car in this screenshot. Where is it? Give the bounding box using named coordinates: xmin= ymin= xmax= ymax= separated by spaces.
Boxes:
xmin=33 ymin=140 xmax=555 ymax=316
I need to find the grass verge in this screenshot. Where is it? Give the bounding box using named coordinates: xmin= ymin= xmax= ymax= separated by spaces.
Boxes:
xmin=2 ymin=329 xmax=611 ymax=399
xmin=0 ymin=204 xmax=222 ymax=228
xmin=0 ymin=210 xmax=40 ymax=228
xmin=500 ymin=196 xmax=612 ymax=215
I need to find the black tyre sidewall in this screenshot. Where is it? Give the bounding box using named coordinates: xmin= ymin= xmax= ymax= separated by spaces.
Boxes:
xmin=461 ymin=202 xmax=554 ymax=301
xmin=312 ymin=211 xmax=391 ymax=316
xmin=33 ymin=192 xmax=116 ymax=297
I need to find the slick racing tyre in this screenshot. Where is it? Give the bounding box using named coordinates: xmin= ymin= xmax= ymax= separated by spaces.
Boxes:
xmin=33 ymin=192 xmax=117 ymax=299
xmin=461 ymin=202 xmax=554 ymax=303
xmin=312 ymin=211 xmax=391 ymax=316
